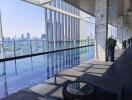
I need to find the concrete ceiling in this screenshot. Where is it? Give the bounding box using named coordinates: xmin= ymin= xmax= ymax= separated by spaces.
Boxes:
xmin=64 ymin=0 xmax=95 ymax=16
xmin=64 ymin=0 xmax=132 ymax=29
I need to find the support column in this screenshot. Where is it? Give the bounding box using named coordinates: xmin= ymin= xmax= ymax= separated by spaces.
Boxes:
xmin=95 ymin=0 xmax=109 ymax=61
xmin=117 ymin=27 xmax=123 ymax=49
xmin=126 ymin=28 xmax=128 ymax=40
xmin=123 ymin=27 xmax=129 ymax=40
xmin=117 ymin=17 xmax=123 ymax=49
xmin=122 ymin=27 xmax=126 ymax=40
xmin=130 ymin=29 xmax=132 ymax=38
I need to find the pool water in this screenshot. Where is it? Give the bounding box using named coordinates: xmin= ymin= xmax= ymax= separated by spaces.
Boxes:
xmin=0 ymin=46 xmax=94 ymax=98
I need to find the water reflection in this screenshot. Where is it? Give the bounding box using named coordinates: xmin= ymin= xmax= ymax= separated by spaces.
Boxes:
xmin=0 ymin=46 xmax=94 ymax=99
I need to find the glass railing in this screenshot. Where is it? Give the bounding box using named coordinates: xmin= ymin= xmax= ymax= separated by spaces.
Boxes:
xmin=0 ymin=39 xmax=94 ymax=59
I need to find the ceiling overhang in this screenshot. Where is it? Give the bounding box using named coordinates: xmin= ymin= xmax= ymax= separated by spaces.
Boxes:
xmin=64 ymin=0 xmax=132 ymax=29
xmin=64 ymin=0 xmax=95 ymax=16
xmin=22 ymin=0 xmax=52 ymax=6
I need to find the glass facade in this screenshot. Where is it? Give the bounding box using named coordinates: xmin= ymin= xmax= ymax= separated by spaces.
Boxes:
xmin=45 ymin=0 xmax=80 ymax=43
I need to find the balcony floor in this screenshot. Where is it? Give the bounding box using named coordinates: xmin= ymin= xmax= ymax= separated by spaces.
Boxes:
xmin=2 ymin=45 xmax=132 ymax=100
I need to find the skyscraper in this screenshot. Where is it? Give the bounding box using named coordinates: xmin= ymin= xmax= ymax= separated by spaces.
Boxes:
xmin=20 ymin=33 xmax=25 ymax=40
xmin=26 ymin=33 xmax=30 ymax=40
xmin=41 ymin=34 xmax=46 ymax=40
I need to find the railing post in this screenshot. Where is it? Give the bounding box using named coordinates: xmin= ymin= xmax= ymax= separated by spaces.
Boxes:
xmin=13 ymin=40 xmax=18 ymax=75
xmin=42 ymin=40 xmax=45 ymax=52
xmin=29 ymin=40 xmax=33 ymax=70
xmin=30 ymin=40 xmax=32 ymax=55
xmin=13 ymin=40 xmax=16 ymax=57
xmin=1 ymin=41 xmax=4 ymax=59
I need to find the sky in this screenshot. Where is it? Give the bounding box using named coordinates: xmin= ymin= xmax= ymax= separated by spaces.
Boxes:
xmin=0 ymin=0 xmax=45 ymax=38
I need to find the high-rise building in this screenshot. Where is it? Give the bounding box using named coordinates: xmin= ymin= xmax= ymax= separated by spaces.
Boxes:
xmin=41 ymin=34 xmax=46 ymax=40
xmin=43 ymin=0 xmax=89 ymax=45
xmin=44 ymin=0 xmax=81 ymax=43
xmin=20 ymin=33 xmax=25 ymax=40
xmin=26 ymin=33 xmax=30 ymax=40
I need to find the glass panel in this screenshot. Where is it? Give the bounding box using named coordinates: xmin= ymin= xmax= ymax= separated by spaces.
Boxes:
xmin=15 ymin=41 xmax=26 ymax=56
xmin=15 ymin=41 xmax=31 ymax=56
xmin=3 ymin=41 xmax=14 ymax=58
xmin=0 ymin=42 xmax=4 ymax=59
xmin=31 ymin=40 xmax=44 ymax=53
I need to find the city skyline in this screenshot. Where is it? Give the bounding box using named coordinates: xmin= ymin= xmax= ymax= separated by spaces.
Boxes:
xmin=3 ymin=32 xmax=46 ymax=41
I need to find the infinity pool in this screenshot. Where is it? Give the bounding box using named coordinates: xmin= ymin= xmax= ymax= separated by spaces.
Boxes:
xmin=0 ymin=46 xmax=94 ymax=99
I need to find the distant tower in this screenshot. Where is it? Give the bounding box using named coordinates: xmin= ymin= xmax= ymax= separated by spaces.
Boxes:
xmin=20 ymin=34 xmax=25 ymax=40
xmin=41 ymin=34 xmax=45 ymax=40
xmin=0 ymin=10 xmax=4 ymax=58
xmin=27 ymin=33 xmax=30 ymax=40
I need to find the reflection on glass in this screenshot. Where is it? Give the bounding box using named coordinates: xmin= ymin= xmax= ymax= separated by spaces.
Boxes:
xmin=16 ymin=57 xmax=32 ymax=74
xmin=5 ymin=61 xmax=16 ymax=77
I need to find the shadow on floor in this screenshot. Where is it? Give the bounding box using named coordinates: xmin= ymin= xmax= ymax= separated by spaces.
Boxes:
xmin=101 ymin=46 xmax=132 ymax=100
